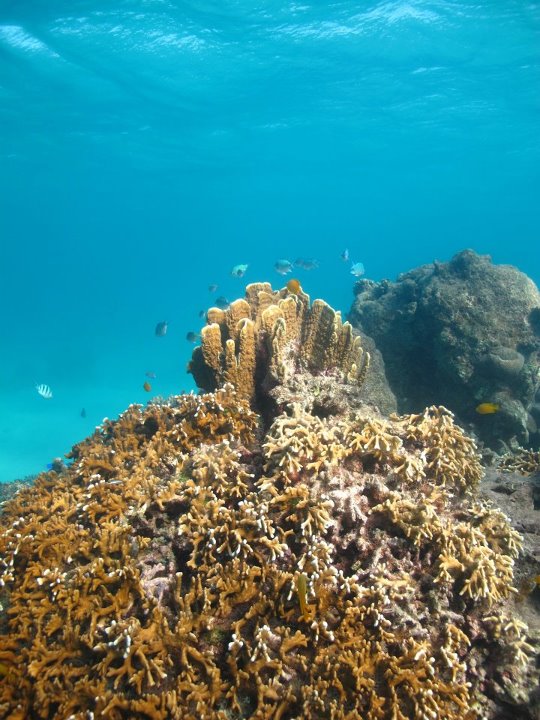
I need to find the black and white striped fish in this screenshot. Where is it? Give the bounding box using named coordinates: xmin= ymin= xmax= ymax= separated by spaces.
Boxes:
xmin=36 ymin=383 xmax=53 ymax=399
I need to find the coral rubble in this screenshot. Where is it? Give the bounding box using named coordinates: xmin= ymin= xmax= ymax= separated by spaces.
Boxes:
xmin=0 ymin=287 xmax=538 ymax=719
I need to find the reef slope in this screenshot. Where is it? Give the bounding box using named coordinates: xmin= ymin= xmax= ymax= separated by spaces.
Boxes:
xmin=0 ymin=283 xmax=538 ymax=719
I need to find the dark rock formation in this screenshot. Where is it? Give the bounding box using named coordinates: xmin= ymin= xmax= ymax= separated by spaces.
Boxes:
xmin=349 ymin=249 xmax=540 ymax=452
xmin=354 ymin=333 xmax=397 ymax=416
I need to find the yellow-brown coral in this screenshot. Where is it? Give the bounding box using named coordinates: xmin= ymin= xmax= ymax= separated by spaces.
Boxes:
xmin=188 ymin=282 xmax=370 ymax=403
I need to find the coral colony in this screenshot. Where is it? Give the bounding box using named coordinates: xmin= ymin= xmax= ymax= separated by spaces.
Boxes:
xmin=0 ymin=282 xmax=536 ymax=719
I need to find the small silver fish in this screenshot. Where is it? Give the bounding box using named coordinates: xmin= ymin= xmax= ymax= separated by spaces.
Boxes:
xmin=186 ymin=331 xmax=200 ymax=343
xmin=350 ymin=262 xmax=365 ymax=277
xmin=36 ymin=383 xmax=53 ymax=399
xmin=155 ymin=321 xmax=168 ymax=337
xmin=208 ymin=284 xmax=218 ymax=293
xmin=341 ymin=249 xmax=349 ymax=262
xmin=80 ymin=408 xmax=87 ymax=418
xmin=231 ymin=263 xmax=248 ymax=278
xmin=215 ymin=296 xmax=230 ymax=309
xmin=46 ymin=457 xmax=65 ymax=472
xmin=198 ymin=310 xmax=206 ymax=318
xmin=294 ymin=258 xmax=319 ymax=271
xmin=274 ymin=259 xmax=293 ymax=275
xmin=145 ymin=371 xmax=157 ymax=379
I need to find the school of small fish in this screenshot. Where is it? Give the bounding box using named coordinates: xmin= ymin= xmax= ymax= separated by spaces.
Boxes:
xmin=32 ymin=249 xmax=372 ymax=410
xmin=145 ymin=253 xmax=368 ymax=394
xmin=31 ymin=251 xmax=511 ymax=435
xmin=33 ymin=251 xmax=372 ymax=407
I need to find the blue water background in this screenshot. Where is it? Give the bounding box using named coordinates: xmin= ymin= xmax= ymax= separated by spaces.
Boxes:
xmin=1 ymin=1 xmax=539 ymax=481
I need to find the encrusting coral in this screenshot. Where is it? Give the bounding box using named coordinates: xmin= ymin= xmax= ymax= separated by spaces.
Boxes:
xmin=0 ymin=287 xmax=537 ymax=720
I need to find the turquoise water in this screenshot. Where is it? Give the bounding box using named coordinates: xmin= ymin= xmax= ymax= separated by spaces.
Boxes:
xmin=1 ymin=1 xmax=539 ymax=482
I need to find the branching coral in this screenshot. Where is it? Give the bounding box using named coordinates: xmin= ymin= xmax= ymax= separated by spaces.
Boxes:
xmin=499 ymin=447 xmax=540 ymax=475
xmin=392 ymin=405 xmax=483 ymax=492
xmin=0 ymin=294 xmax=536 ymax=719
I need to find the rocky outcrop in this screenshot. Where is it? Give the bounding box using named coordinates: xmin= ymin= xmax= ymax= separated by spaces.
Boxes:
xmin=349 ymin=250 xmax=540 ymax=452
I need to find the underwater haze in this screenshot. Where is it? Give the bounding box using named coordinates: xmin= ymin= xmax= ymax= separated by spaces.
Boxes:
xmin=1 ymin=1 xmax=539 ymax=482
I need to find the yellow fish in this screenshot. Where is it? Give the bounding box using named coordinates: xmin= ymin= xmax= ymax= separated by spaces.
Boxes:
xmin=475 ymin=402 xmax=500 ymax=415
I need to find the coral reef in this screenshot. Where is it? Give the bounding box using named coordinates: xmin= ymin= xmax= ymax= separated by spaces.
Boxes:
xmin=0 ymin=289 xmax=538 ymax=719
xmin=349 ymin=249 xmax=540 ymax=452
